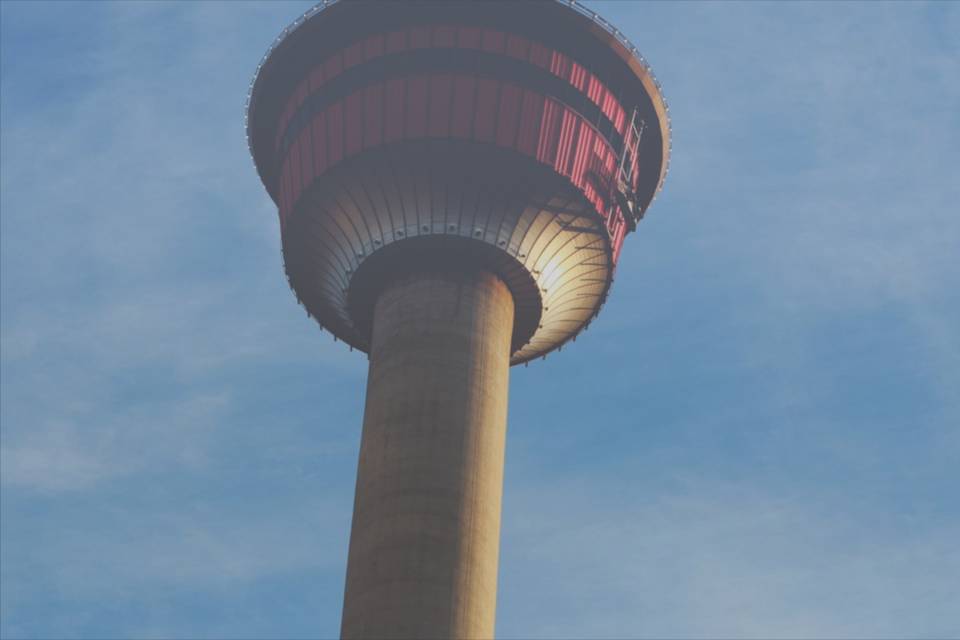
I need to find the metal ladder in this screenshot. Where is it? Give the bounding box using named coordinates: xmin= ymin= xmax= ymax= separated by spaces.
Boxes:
xmin=614 ymin=108 xmax=645 ymax=231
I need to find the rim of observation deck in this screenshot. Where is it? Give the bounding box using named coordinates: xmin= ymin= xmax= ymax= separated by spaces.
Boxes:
xmin=243 ymin=0 xmax=672 ymax=202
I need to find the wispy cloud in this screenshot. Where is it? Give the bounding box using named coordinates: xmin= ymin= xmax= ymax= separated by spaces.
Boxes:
xmin=499 ymin=474 xmax=960 ymax=639
xmin=2 ymin=0 xmax=958 ymax=638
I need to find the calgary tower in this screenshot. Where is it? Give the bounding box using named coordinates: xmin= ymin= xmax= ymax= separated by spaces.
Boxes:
xmin=245 ymin=1 xmax=671 ymax=637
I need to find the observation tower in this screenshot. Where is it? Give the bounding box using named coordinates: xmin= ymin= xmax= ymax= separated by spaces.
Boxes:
xmin=245 ymin=1 xmax=671 ymax=637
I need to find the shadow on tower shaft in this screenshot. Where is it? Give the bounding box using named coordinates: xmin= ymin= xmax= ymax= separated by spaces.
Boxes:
xmin=343 ymin=270 xmax=512 ymax=639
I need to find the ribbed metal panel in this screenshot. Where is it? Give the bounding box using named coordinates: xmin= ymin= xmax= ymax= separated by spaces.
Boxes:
xmin=283 ymin=140 xmax=611 ymax=364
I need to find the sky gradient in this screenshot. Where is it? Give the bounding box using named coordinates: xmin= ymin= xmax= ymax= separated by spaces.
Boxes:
xmin=1 ymin=1 xmax=958 ymax=638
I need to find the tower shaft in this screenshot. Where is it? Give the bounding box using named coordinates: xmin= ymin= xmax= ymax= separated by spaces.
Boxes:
xmin=341 ymin=269 xmax=514 ymax=640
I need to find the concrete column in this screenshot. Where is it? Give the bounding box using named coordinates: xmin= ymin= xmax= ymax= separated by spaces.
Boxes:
xmin=340 ymin=269 xmax=514 ymax=640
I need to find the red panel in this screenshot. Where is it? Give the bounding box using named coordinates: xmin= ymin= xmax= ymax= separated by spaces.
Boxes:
xmin=364 ymin=82 xmax=384 ymax=149
xmin=550 ymin=50 xmax=571 ymax=81
xmin=587 ymin=74 xmax=603 ymax=103
xmin=516 ymin=89 xmax=544 ymax=157
xmin=614 ymin=104 xmax=626 ymax=134
xmin=295 ymin=79 xmax=308 ymax=107
xmin=495 ymin=83 xmax=522 ymax=148
xmin=324 ymin=53 xmax=342 ymax=82
xmin=481 ymin=29 xmax=505 ymax=53
xmin=505 ymin=34 xmax=529 ymax=60
xmin=284 ymin=159 xmax=293 ymax=216
xmin=409 ymin=25 xmax=430 ymax=49
xmin=569 ymin=62 xmax=587 ymax=92
xmin=278 ymin=100 xmax=294 ymax=151
xmin=433 ymin=25 xmax=456 ymax=47
xmin=344 ymin=40 xmax=365 ymax=68
xmin=385 ymin=29 xmax=406 ymax=54
xmin=583 ymin=171 xmax=598 ymax=210
xmin=428 ymin=74 xmax=454 ymax=137
xmin=457 ymin=26 xmax=482 ymax=49
xmin=293 ymin=27 xmax=630 ymax=160
xmin=280 ymin=159 xmax=289 ymax=220
xmin=309 ymin=66 xmax=324 ymax=92
xmin=473 ymin=77 xmax=499 ymax=142
xmin=299 ymin=128 xmax=314 ymax=190
xmin=600 ymin=90 xmax=614 ymax=124
xmin=405 ymin=75 xmax=429 ymax=138
xmin=345 ymin=91 xmax=364 ymax=156
xmin=555 ymin=108 xmax=579 ymax=175
xmin=270 ymin=53 xmax=628 ymax=228
xmin=384 ymin=77 xmax=406 ymax=142
xmin=528 ymin=41 xmax=550 ymax=68
xmin=327 ymin=101 xmax=344 ymax=166
xmin=364 ymin=33 xmax=385 ymax=60
xmin=536 ymin=98 xmax=563 ymax=164
xmin=570 ymin=126 xmax=591 ymax=185
xmin=290 ymin=137 xmax=302 ymax=205
xmin=450 ymin=75 xmax=477 ymax=138
xmin=605 ymin=147 xmax=617 ymax=176
xmin=312 ymin=111 xmax=327 ymax=176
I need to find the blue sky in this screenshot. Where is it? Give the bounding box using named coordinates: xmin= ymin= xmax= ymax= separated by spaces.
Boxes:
xmin=1 ymin=1 xmax=958 ymax=638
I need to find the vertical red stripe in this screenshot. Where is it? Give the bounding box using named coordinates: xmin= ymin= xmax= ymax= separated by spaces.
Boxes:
xmin=280 ymin=159 xmax=289 ymax=219
xmin=569 ymin=63 xmax=587 ymax=92
xmin=385 ymin=30 xmax=406 ymax=53
xmin=312 ymin=111 xmax=327 ymax=176
xmin=327 ymin=101 xmax=343 ymax=166
xmin=450 ymin=75 xmax=477 ymax=138
xmin=364 ymin=82 xmax=384 ymax=149
xmin=410 ymin=25 xmax=430 ymax=49
xmin=295 ymin=80 xmax=308 ymax=108
xmin=587 ymin=74 xmax=602 ymax=102
xmin=515 ymin=89 xmax=543 ymax=156
xmin=290 ymin=137 xmax=302 ymax=205
xmin=601 ymin=91 xmax=614 ymax=123
xmin=343 ymin=40 xmax=365 ymax=68
xmin=345 ymin=91 xmax=363 ymax=156
xmin=570 ymin=127 xmax=591 ymax=185
xmin=473 ymin=78 xmax=499 ymax=142
xmin=309 ymin=66 xmax=324 ymax=92
xmin=457 ymin=26 xmax=482 ymax=49
xmin=555 ymin=108 xmax=578 ymax=175
xmin=299 ymin=128 xmax=313 ymax=191
xmin=364 ymin=33 xmax=384 ymax=60
xmin=550 ymin=50 xmax=570 ymax=80
xmin=278 ymin=100 xmax=294 ymax=150
xmin=405 ymin=75 xmax=428 ymax=137
xmin=384 ymin=77 xmax=405 ymax=142
xmin=536 ymin=98 xmax=562 ymax=164
xmin=495 ymin=83 xmax=522 ymax=148
xmin=433 ymin=25 xmax=456 ymax=47
xmin=481 ymin=29 xmax=505 ymax=53
xmin=324 ymin=53 xmax=342 ymax=82
xmin=428 ymin=74 xmax=453 ymax=137
xmin=284 ymin=158 xmax=293 ymax=216
xmin=505 ymin=34 xmax=528 ymax=59
xmin=528 ymin=41 xmax=550 ymax=68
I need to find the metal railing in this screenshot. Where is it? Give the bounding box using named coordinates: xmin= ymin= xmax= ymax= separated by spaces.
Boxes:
xmin=245 ymin=0 xmax=671 ymax=196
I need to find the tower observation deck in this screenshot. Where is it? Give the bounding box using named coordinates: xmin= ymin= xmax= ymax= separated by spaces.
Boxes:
xmin=246 ymin=1 xmax=670 ymax=637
